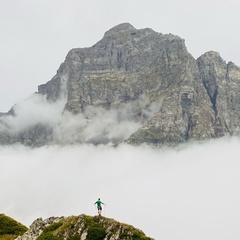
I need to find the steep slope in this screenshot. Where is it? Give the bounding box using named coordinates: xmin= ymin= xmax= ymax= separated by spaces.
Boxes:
xmin=0 ymin=214 xmax=28 ymax=240
xmin=0 ymin=23 xmax=240 ymax=147
xmin=16 ymin=215 xmax=154 ymax=240
xmin=197 ymin=51 xmax=240 ymax=136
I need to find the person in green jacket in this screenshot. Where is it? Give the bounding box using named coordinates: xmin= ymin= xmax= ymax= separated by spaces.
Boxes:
xmin=94 ymin=198 xmax=105 ymax=216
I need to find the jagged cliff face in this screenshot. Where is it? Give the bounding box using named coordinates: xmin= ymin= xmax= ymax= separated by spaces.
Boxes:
xmin=1 ymin=23 xmax=240 ymax=147
xmin=197 ymin=52 xmax=240 ymax=136
xmin=16 ymin=215 xmax=153 ymax=240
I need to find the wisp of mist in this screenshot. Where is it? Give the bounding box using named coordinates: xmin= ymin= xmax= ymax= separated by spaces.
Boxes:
xmin=0 ymin=93 xmax=160 ymax=145
xmin=1 ymin=138 xmax=240 ymax=240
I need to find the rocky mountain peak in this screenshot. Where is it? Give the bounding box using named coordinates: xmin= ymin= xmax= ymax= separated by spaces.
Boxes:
xmin=103 ymin=22 xmax=136 ymax=37
xmin=201 ymin=50 xmax=222 ymax=59
xmin=15 ymin=214 xmax=154 ymax=240
xmin=1 ymin=23 xmax=240 ymax=147
xmin=197 ymin=51 xmax=226 ymax=67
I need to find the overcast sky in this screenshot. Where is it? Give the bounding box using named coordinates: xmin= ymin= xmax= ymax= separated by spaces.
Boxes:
xmin=0 ymin=0 xmax=239 ymax=112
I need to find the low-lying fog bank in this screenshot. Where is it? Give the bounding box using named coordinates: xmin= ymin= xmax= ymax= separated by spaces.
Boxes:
xmin=1 ymin=138 xmax=240 ymax=240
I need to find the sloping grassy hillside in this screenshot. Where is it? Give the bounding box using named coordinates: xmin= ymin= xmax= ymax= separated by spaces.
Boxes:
xmin=0 ymin=214 xmax=28 ymax=240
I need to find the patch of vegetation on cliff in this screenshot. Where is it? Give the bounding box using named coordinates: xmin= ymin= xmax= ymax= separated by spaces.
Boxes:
xmin=0 ymin=214 xmax=28 ymax=240
xmin=84 ymin=216 xmax=106 ymax=240
xmin=36 ymin=217 xmax=83 ymax=240
xmin=84 ymin=215 xmax=152 ymax=240
xmin=37 ymin=222 xmax=63 ymax=240
xmin=119 ymin=228 xmax=152 ymax=240
xmin=118 ymin=222 xmax=153 ymax=240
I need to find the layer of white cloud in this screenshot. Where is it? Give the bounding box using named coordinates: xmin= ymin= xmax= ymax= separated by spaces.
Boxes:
xmin=0 ymin=94 xmax=161 ymax=145
xmin=1 ymin=138 xmax=240 ymax=239
xmin=0 ymin=94 xmax=66 ymax=133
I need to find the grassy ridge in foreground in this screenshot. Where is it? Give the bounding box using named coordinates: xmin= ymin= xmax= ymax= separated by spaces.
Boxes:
xmin=35 ymin=215 xmax=153 ymax=240
xmin=0 ymin=214 xmax=28 ymax=240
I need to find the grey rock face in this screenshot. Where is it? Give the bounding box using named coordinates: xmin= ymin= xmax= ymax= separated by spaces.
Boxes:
xmin=197 ymin=51 xmax=240 ymax=136
xmin=1 ymin=23 xmax=240 ymax=147
xmin=41 ymin=23 xmax=190 ymax=113
xmin=129 ymin=51 xmax=240 ymax=146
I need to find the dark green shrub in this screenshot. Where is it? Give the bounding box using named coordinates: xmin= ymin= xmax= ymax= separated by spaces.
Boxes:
xmin=84 ymin=216 xmax=106 ymax=240
xmin=87 ymin=226 xmax=106 ymax=240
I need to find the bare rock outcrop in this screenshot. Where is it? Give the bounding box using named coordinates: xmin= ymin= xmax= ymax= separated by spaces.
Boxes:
xmin=16 ymin=215 xmax=153 ymax=240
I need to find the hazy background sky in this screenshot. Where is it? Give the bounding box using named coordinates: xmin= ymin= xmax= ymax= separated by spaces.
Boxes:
xmin=0 ymin=0 xmax=239 ymax=112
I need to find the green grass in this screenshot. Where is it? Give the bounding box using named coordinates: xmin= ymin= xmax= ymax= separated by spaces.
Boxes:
xmin=0 ymin=214 xmax=28 ymax=240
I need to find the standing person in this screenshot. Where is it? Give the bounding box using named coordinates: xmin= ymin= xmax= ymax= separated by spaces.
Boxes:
xmin=94 ymin=198 xmax=105 ymax=216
